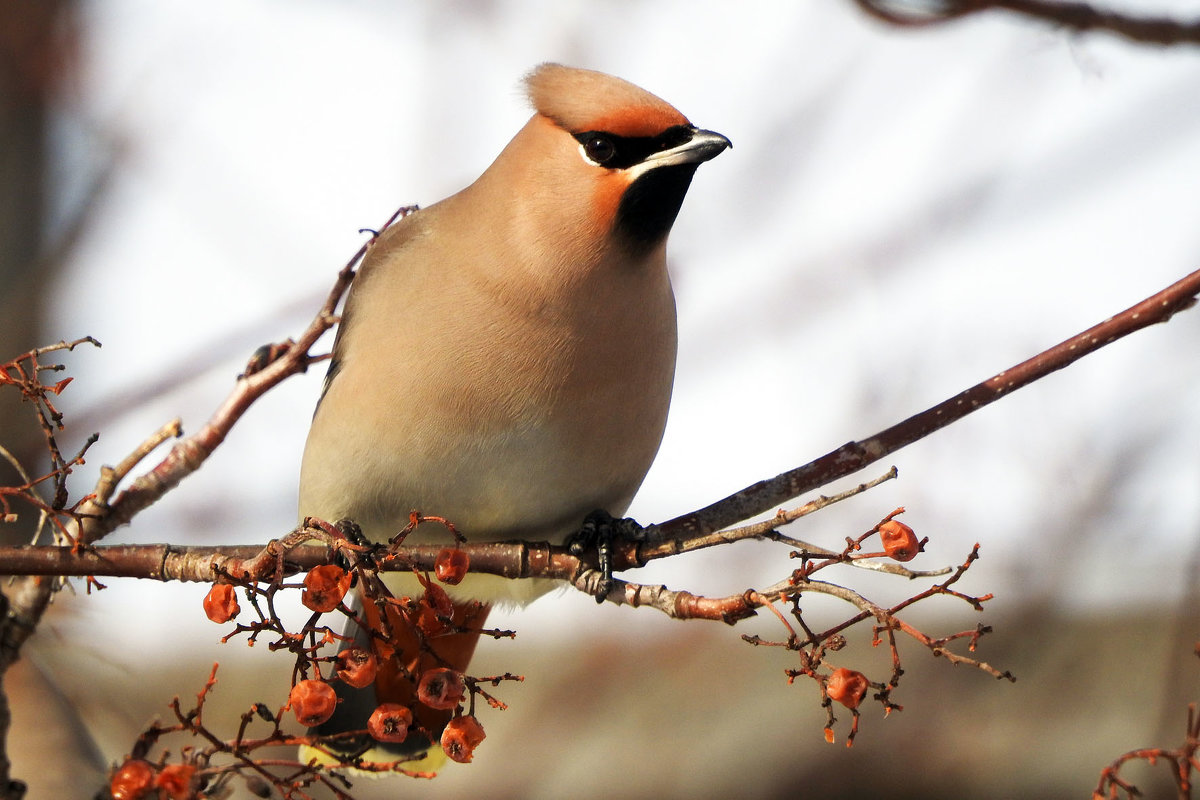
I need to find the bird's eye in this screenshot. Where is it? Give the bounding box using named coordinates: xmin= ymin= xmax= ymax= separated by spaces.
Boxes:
xmin=583 ymin=135 xmax=616 ymax=165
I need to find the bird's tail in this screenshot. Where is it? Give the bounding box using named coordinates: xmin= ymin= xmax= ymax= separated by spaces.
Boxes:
xmin=301 ymin=590 xmax=491 ymax=775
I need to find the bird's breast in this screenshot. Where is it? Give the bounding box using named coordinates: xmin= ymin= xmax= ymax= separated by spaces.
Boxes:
xmin=299 ymin=238 xmax=677 ymax=556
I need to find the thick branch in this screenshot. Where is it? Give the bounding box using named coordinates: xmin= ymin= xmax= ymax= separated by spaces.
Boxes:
xmin=0 ymin=474 xmax=941 ymax=585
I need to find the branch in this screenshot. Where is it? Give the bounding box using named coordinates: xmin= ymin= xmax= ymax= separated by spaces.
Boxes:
xmin=0 ymin=469 xmax=936 ymax=591
xmin=0 ymin=268 xmax=1195 ymax=655
xmin=854 ymin=0 xmax=1200 ymax=46
xmin=4 ymin=253 xmax=1197 ymax=799
xmin=0 ymin=214 xmax=407 ymax=800
xmin=72 ymin=206 xmax=413 ymax=546
xmin=4 ymin=265 xmax=1200 ymax=594
xmin=1095 ymin=700 xmax=1200 ymax=799
xmin=650 ymin=267 xmax=1200 ymax=541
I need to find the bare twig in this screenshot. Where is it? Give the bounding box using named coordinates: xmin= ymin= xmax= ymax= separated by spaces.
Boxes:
xmin=93 ymin=419 xmax=183 ymax=509
xmin=1094 ymin=701 xmax=1200 ymax=799
xmin=638 ymin=467 xmax=947 ymax=579
xmin=73 ymin=206 xmax=413 ymax=546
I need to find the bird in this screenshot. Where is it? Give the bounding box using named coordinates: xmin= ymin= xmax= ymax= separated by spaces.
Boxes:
xmin=297 ymin=62 xmax=729 ymax=771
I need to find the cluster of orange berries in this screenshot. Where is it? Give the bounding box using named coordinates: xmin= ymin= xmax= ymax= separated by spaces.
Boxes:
xmin=820 ymin=519 xmax=919 ymax=712
xmin=809 ymin=516 xmax=923 ymax=748
xmin=285 ymin=662 xmax=483 ymax=761
xmin=280 ymin=548 xmax=482 ymax=759
xmin=139 ymin=544 xmax=482 ymax=798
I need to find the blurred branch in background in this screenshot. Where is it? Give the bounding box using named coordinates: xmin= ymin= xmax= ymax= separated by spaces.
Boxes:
xmin=0 ymin=6 xmax=87 ymax=798
xmin=0 ymin=1 xmax=118 ymax=547
xmin=0 ymin=4 xmax=126 ymax=796
xmin=855 ymin=0 xmax=1200 ymax=45
xmin=1 ymin=1 xmax=75 ymax=547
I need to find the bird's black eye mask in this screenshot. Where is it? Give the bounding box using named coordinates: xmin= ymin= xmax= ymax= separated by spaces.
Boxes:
xmin=574 ymin=125 xmax=695 ymax=170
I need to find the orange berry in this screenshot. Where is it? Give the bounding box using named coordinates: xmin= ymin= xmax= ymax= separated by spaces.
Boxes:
xmin=302 ymin=565 xmax=352 ymax=613
xmin=415 ymin=604 xmax=446 ymax=636
xmin=335 ymin=647 xmax=378 ymax=689
xmin=416 ymin=582 xmax=455 ymax=635
xmin=424 ymin=582 xmax=453 ymax=618
xmin=155 ymin=763 xmax=196 ymax=799
xmin=203 ymin=583 xmax=240 ymax=624
xmin=289 ymin=679 xmax=338 ymax=726
xmin=434 ymin=548 xmax=470 ymax=585
xmin=367 ymin=703 xmax=413 ymax=743
xmin=441 ymin=715 xmax=485 ymax=763
xmin=109 ymin=759 xmax=155 ymax=800
xmin=417 ymin=667 xmax=466 ymax=710
xmin=826 ymin=667 xmax=870 ymax=709
xmin=879 ymin=520 xmax=920 ymax=562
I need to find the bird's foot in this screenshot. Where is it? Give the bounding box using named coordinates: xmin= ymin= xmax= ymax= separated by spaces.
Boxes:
xmin=567 ymin=510 xmax=645 ymax=603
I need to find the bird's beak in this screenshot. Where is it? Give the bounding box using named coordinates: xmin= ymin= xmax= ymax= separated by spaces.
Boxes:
xmin=644 ymin=128 xmax=732 ymax=169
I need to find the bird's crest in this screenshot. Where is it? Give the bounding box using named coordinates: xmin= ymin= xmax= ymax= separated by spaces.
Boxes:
xmin=525 ymin=63 xmax=690 ymax=138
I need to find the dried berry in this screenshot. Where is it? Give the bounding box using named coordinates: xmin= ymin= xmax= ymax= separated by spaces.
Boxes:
xmin=367 ymin=703 xmax=413 ymax=743
xmin=415 ymin=604 xmax=447 ymax=636
xmin=203 ymin=583 xmax=240 ymax=624
xmin=289 ymin=679 xmax=338 ymax=726
xmin=155 ymin=763 xmax=196 ymax=799
xmin=302 ymin=564 xmax=352 ymax=613
xmin=416 ymin=582 xmax=455 ymax=635
xmin=417 ymin=667 xmax=466 ymax=710
xmin=109 ymin=759 xmax=155 ymax=800
xmin=424 ymin=582 xmax=453 ymax=618
xmin=826 ymin=667 xmax=870 ymax=709
xmin=441 ymin=714 xmax=486 ymax=763
xmin=879 ymin=519 xmax=920 ymax=562
xmin=335 ymin=647 xmax=378 ymax=689
xmin=434 ymin=547 xmax=470 ymax=585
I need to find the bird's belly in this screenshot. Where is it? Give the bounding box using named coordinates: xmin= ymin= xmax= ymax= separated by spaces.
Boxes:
xmin=353 ymin=421 xmax=622 ymax=606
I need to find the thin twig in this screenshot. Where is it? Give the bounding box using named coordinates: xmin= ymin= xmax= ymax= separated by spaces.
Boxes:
xmin=93 ymin=419 xmax=183 ymax=509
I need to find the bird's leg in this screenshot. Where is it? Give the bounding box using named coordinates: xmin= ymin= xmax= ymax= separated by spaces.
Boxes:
xmin=329 ymin=518 xmax=371 ymax=570
xmin=568 ymin=509 xmax=645 ymax=603
xmin=334 ymin=518 xmax=368 ymax=546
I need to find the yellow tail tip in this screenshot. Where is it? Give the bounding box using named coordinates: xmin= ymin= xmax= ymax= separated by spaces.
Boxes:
xmin=298 ymin=741 xmax=448 ymax=779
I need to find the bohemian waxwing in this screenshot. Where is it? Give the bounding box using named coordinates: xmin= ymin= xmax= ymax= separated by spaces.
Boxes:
xmin=298 ymin=62 xmax=729 ymax=770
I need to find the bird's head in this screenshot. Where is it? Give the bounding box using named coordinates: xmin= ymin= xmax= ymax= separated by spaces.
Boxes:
xmin=478 ymin=64 xmax=729 ymax=266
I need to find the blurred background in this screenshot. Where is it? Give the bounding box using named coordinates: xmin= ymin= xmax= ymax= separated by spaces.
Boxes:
xmin=3 ymin=1 xmax=1200 ymax=798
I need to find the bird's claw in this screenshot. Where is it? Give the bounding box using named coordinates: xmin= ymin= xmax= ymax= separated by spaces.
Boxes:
xmin=568 ymin=510 xmax=644 ymax=603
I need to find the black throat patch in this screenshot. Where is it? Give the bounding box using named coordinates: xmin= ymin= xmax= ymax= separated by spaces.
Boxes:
xmin=615 ymin=163 xmax=701 ymax=253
